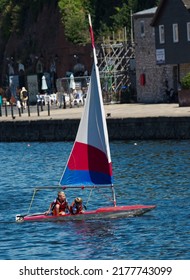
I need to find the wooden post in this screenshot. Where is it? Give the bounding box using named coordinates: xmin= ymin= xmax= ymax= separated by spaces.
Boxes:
xmin=40 ymin=100 xmax=43 ymax=111
xmin=11 ymin=103 xmax=14 ymax=119
xmin=17 ymin=100 xmax=22 ymax=116
xmin=0 ymin=96 xmax=2 ymax=116
xmin=39 ymin=96 xmax=44 ymax=111
xmin=47 ymin=101 xmax=50 ymax=116
xmin=63 ymin=94 xmax=66 ymax=109
xmin=37 ymin=103 xmax=40 ymax=116
xmin=27 ymin=103 xmax=30 ymax=117
xmin=5 ymin=102 xmax=8 ymax=116
xmin=18 ymin=108 xmax=21 ymax=117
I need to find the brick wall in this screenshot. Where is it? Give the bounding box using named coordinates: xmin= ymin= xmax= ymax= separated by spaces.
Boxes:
xmin=0 ymin=4 xmax=92 ymax=82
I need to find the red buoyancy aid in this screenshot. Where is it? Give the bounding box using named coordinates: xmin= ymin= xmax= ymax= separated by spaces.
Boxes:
xmin=51 ymin=198 xmax=68 ymax=215
xmin=70 ymin=202 xmax=83 ymax=214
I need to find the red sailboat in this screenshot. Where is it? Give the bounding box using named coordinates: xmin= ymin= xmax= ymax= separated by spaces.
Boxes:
xmin=16 ymin=15 xmax=155 ymax=222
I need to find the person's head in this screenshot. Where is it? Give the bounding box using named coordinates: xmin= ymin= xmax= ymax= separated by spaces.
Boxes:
xmin=58 ymin=191 xmax=66 ymax=202
xmin=75 ymin=197 xmax=82 ymax=204
xmin=21 ymin=87 xmax=27 ymax=92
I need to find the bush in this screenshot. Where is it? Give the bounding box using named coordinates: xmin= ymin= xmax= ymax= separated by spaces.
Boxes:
xmin=181 ymin=72 xmax=190 ymax=89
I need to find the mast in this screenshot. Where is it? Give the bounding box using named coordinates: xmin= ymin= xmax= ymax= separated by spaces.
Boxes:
xmin=88 ymin=14 xmax=96 ymax=61
xmin=88 ymin=14 xmax=116 ymax=206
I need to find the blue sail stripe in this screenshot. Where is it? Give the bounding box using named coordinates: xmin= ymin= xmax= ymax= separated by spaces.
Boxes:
xmin=60 ymin=167 xmax=113 ymax=186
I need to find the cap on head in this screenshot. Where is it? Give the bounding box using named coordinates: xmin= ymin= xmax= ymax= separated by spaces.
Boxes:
xmin=75 ymin=197 xmax=82 ymax=204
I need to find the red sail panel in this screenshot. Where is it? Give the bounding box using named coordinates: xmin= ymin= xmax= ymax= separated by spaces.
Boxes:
xmin=68 ymin=142 xmax=112 ymax=176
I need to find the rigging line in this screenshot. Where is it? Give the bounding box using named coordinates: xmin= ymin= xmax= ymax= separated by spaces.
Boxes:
xmin=85 ymin=188 xmax=93 ymax=209
xmin=27 ymin=186 xmax=63 ymax=214
xmin=96 ymin=187 xmax=113 ymax=203
xmin=27 ymin=188 xmax=37 ymax=214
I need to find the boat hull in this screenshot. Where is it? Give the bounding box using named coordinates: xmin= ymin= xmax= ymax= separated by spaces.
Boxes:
xmin=16 ymin=205 xmax=156 ymax=222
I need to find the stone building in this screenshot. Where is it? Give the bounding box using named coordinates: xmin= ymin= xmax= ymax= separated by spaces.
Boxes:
xmin=133 ymin=7 xmax=175 ymax=103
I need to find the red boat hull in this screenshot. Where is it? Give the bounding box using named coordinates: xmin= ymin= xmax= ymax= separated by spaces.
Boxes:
xmin=16 ymin=205 xmax=156 ymax=222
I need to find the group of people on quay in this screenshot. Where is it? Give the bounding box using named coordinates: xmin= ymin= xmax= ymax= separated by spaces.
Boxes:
xmin=45 ymin=191 xmax=85 ymax=216
xmin=0 ymin=51 xmax=89 ymax=105
xmin=4 ymin=54 xmax=58 ymax=93
xmin=0 ymin=67 xmax=87 ymax=108
xmin=0 ymin=76 xmax=87 ymax=114
xmin=0 ymin=85 xmax=28 ymax=109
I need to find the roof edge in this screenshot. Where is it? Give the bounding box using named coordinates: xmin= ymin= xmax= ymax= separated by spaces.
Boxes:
xmin=133 ymin=7 xmax=157 ymax=19
xmin=151 ymin=0 xmax=190 ymax=26
xmin=151 ymin=0 xmax=165 ymax=26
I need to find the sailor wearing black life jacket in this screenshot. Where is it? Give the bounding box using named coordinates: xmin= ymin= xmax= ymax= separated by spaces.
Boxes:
xmin=70 ymin=197 xmax=84 ymax=215
xmin=45 ymin=191 xmax=69 ymax=216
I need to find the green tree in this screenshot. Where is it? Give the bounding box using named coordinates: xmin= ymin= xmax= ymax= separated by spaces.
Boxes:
xmin=58 ymin=0 xmax=90 ymax=44
xmin=89 ymin=0 xmax=159 ymax=41
xmin=130 ymin=0 xmax=159 ymax=12
xmin=0 ymin=0 xmax=49 ymax=38
xmin=0 ymin=0 xmax=160 ymax=43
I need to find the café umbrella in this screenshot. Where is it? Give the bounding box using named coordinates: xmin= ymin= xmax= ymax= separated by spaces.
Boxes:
xmin=41 ymin=75 xmax=48 ymax=91
xmin=69 ymin=73 xmax=75 ymax=90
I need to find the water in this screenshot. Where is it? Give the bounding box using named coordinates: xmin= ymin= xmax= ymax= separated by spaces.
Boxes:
xmin=0 ymin=140 xmax=189 ymax=260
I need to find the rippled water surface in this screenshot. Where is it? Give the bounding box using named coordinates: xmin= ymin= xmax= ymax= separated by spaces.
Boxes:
xmin=0 ymin=141 xmax=189 ymax=260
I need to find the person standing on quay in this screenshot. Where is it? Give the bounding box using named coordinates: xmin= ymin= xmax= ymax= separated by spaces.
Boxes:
xmin=20 ymin=87 xmax=28 ymax=109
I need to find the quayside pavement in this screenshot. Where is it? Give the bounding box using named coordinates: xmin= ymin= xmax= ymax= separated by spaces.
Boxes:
xmin=1 ymin=103 xmax=190 ymax=121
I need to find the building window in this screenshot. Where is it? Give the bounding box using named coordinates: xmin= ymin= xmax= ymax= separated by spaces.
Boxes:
xmin=140 ymin=21 xmax=145 ymax=37
xmin=187 ymin=22 xmax=190 ymax=41
xmin=173 ymin=23 xmax=179 ymax=42
xmin=159 ymin=25 xmax=165 ymax=44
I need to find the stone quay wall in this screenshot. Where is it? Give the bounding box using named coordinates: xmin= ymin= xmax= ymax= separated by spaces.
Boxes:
xmin=0 ymin=117 xmax=190 ymax=142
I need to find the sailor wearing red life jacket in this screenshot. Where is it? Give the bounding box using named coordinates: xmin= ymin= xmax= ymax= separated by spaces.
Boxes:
xmin=45 ymin=191 xmax=69 ymax=216
xmin=70 ymin=197 xmax=84 ymax=215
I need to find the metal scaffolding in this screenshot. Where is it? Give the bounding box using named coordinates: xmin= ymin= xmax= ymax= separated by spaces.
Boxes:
xmin=96 ymin=29 xmax=135 ymax=98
